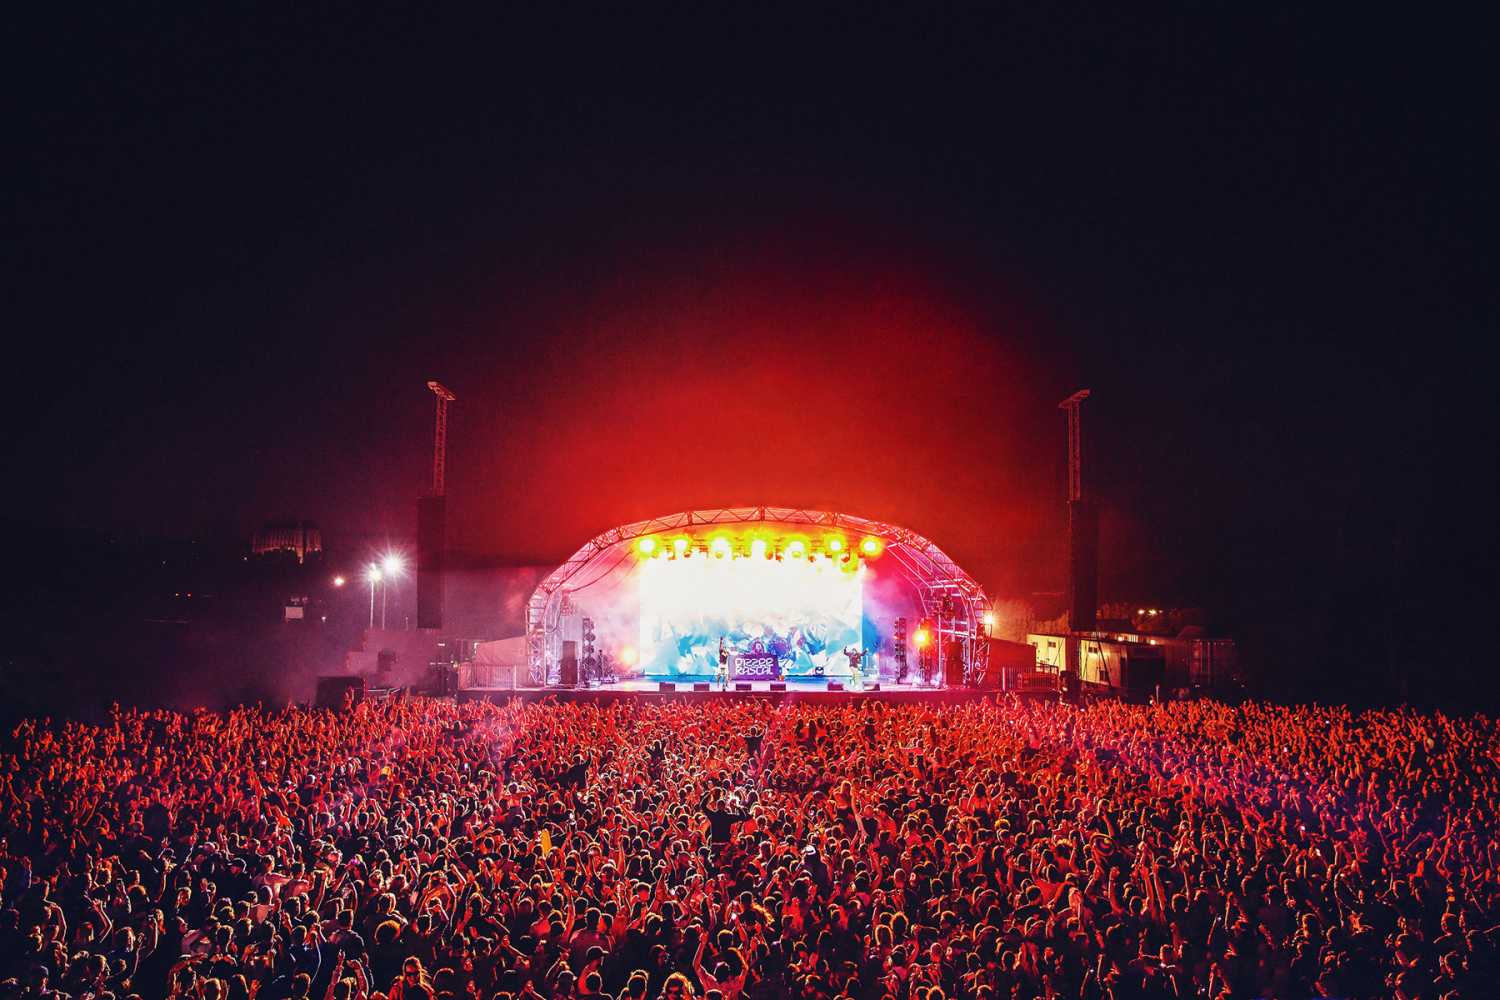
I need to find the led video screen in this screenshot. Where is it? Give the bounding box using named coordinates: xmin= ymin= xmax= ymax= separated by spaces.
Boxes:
xmin=638 ymin=555 xmax=862 ymax=677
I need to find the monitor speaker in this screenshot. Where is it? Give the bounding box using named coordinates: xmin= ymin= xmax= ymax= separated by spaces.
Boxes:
xmin=692 ymin=682 xmax=710 ymax=692
xmin=658 ymin=682 xmax=677 ymax=692
xmin=735 ymin=682 xmax=752 ymax=691
xmin=770 ymin=682 xmax=786 ymax=691
xmin=827 ymin=681 xmax=845 ymax=692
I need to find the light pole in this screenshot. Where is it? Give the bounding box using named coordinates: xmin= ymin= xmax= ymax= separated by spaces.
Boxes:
xmin=380 ymin=554 xmax=405 ymax=630
xmin=366 ymin=566 xmax=382 ymax=629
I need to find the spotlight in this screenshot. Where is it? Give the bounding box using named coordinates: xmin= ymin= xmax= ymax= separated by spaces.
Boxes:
xmin=382 ymin=553 xmax=405 ymax=577
xmin=825 ymin=535 xmax=845 ymax=554
xmin=636 ymin=537 xmax=658 ymax=556
xmin=982 ymin=610 xmax=996 ymax=628
xmin=750 ymin=538 xmax=768 ymax=560
xmin=913 ymin=627 xmax=930 ymax=648
xmin=672 ymin=537 xmax=690 ymax=557
xmin=859 ymin=536 xmax=883 ymax=557
xmin=786 ymin=539 xmax=807 ymax=559
xmin=620 ymin=646 xmax=638 ymax=666
xmin=332 ymin=575 xmax=346 ymax=588
xmin=710 ymin=536 xmax=731 ymax=558
xmin=365 ymin=566 xmax=383 ymax=584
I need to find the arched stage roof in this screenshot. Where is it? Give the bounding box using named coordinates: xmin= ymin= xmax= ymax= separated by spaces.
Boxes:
xmin=525 ymin=507 xmax=992 ymax=683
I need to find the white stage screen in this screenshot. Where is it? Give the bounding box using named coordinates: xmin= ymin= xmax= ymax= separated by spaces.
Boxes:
xmin=638 ymin=555 xmax=862 ymax=677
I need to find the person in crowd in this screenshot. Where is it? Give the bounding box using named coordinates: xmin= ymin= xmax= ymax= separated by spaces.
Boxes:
xmin=0 ymin=694 xmax=1497 ymax=999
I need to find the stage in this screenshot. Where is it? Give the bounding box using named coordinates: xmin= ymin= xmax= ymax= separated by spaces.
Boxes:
xmin=456 ymin=676 xmax=1000 ymax=706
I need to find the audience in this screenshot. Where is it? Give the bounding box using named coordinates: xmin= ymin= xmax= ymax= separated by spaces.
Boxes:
xmin=1 ymin=694 xmax=1496 ymax=999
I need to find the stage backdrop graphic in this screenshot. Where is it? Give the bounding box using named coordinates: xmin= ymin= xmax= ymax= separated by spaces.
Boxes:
xmin=638 ymin=555 xmax=862 ymax=677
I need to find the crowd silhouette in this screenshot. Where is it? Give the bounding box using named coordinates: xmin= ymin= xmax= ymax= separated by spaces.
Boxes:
xmin=2 ymin=695 xmax=1496 ymax=999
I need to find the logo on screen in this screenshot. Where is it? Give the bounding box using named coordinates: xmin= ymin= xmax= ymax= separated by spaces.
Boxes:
xmin=733 ymin=654 xmax=780 ymax=680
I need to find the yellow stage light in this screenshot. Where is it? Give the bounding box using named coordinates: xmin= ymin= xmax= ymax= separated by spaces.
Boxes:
xmin=673 ymin=536 xmax=691 ymax=556
xmin=786 ymin=539 xmax=807 ymax=559
xmin=825 ymin=535 xmax=845 ymax=554
xmin=636 ymin=537 xmax=658 ymax=556
xmin=913 ymin=628 xmax=930 ymax=648
xmin=750 ymin=538 xmax=768 ymax=560
xmin=620 ymin=646 xmax=639 ymax=665
xmin=710 ymin=536 xmax=732 ymax=558
xmin=859 ymin=536 xmax=883 ymax=557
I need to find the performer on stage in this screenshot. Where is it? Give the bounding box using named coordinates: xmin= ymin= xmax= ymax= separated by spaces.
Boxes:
xmin=716 ymin=636 xmax=730 ymax=690
xmin=843 ymin=645 xmax=865 ymax=691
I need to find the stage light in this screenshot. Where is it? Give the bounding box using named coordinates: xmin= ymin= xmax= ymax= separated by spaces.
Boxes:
xmin=859 ymin=536 xmax=883 ymax=557
xmin=913 ymin=627 xmax=930 ymax=648
xmin=982 ymin=610 xmax=996 ymax=628
xmin=825 ymin=535 xmax=845 ymax=554
xmin=332 ymin=575 xmax=346 ymax=588
xmin=636 ymin=537 xmax=658 ymax=556
xmin=786 ymin=539 xmax=807 ymax=559
xmin=382 ymin=553 xmax=405 ymax=577
xmin=620 ymin=646 xmax=638 ymax=666
xmin=750 ymin=538 xmax=768 ymax=560
xmin=366 ymin=566 xmax=383 ymax=584
xmin=710 ymin=536 xmax=731 ymax=558
xmin=672 ymin=537 xmax=690 ymax=557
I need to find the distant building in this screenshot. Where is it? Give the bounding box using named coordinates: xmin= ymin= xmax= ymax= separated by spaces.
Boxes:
xmin=252 ymin=520 xmax=322 ymax=563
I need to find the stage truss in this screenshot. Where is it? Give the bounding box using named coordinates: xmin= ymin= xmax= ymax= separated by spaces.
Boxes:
xmin=525 ymin=508 xmax=991 ymax=686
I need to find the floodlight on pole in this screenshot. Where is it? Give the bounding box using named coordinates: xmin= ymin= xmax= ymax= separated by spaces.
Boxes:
xmin=365 ymin=565 xmax=382 ymax=628
xmin=378 ymin=554 xmax=405 ymax=630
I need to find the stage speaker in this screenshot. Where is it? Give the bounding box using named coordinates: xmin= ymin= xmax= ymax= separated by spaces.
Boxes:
xmin=559 ymin=656 xmax=578 ymax=688
xmin=692 ymin=682 xmax=710 ymax=692
xmin=867 ymin=683 xmax=880 ymax=691
xmin=658 ymin=682 xmax=677 ymax=692
xmin=770 ymin=682 xmax=786 ymax=691
xmin=315 ymin=675 xmax=364 ymax=710
xmin=827 ymin=681 xmax=845 ymax=692
xmin=945 ymin=652 xmax=964 ymax=687
xmin=416 ymin=496 xmax=446 ymax=630
xmin=1068 ymin=499 xmax=1099 ymax=631
xmin=735 ymin=682 xmax=753 ymax=691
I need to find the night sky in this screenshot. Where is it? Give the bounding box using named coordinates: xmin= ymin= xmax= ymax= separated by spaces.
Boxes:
xmin=5 ymin=8 xmax=1495 ymax=699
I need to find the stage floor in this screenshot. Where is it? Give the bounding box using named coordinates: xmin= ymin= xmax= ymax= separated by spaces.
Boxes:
xmin=457 ymin=677 xmax=995 ymax=705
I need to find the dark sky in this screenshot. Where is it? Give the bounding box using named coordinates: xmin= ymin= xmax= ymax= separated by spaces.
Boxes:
xmin=5 ymin=7 xmax=1495 ymax=627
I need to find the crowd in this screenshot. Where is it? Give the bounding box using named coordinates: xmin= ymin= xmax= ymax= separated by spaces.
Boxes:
xmin=1 ymin=693 xmax=1497 ymax=999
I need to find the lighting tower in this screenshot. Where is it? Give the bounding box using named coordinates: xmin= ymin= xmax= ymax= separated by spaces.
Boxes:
xmin=418 ymin=381 xmax=455 ymax=631
xmin=1059 ymin=388 xmax=1098 ymax=634
xmin=427 ymin=380 xmax=457 ymax=496
xmin=1059 ymin=389 xmax=1090 ymax=501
